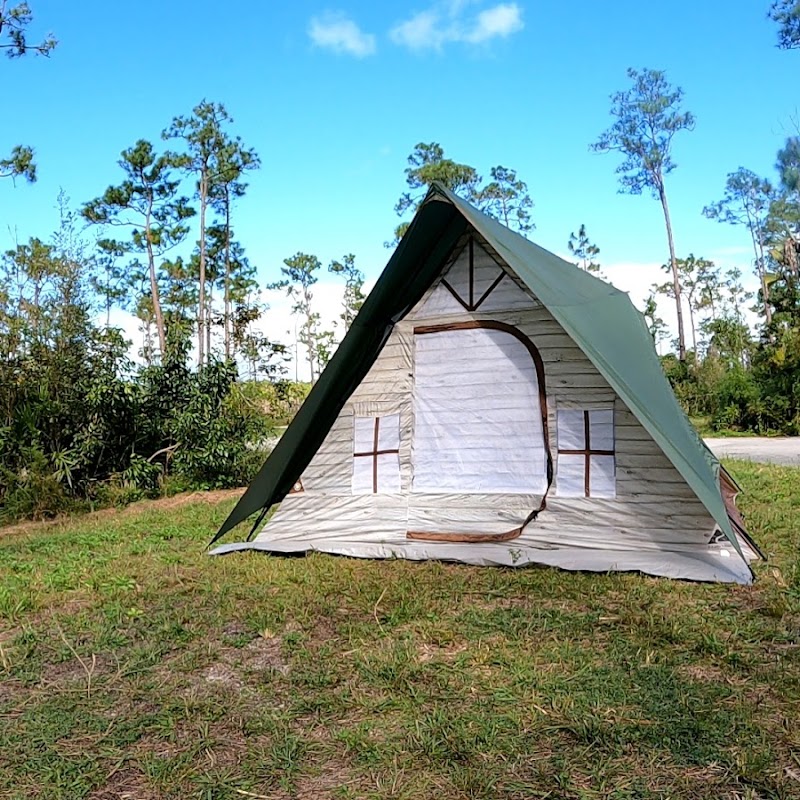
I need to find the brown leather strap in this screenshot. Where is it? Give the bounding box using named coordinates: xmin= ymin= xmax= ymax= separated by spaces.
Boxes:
xmin=407 ymin=527 xmax=524 ymax=543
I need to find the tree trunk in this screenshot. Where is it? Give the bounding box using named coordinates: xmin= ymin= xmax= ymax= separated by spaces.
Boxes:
xmin=144 ymin=210 xmax=167 ymax=356
xmin=688 ymin=300 xmax=697 ymax=355
xmin=659 ymin=185 xmax=686 ymax=361
xmin=224 ymin=191 xmax=232 ymax=360
xmin=752 ymin=231 xmax=773 ymax=326
xmin=198 ymin=169 xmax=208 ymax=367
xmin=206 ymin=284 xmax=212 ymax=361
xmin=144 ymin=318 xmax=154 ymax=365
xmin=32 ymin=277 xmax=42 ymax=342
xmin=105 ymin=267 xmax=112 ymax=329
xmin=302 ymin=286 xmax=316 ymax=382
xmin=759 ymin=272 xmax=772 ymax=326
xmin=305 ymin=321 xmax=315 ymax=382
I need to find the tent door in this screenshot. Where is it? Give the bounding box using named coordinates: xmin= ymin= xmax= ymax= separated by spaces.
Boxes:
xmin=410 ymin=322 xmax=549 ymax=497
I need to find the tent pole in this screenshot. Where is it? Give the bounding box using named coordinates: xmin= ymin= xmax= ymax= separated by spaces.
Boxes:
xmin=246 ymin=505 xmax=270 ymax=542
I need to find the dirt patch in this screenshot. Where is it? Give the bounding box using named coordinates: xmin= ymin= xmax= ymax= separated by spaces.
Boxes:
xmin=56 ymin=597 xmax=94 ymax=618
xmin=677 ymin=663 xmax=730 ymax=684
xmin=306 ymin=617 xmax=338 ymax=649
xmin=86 ymin=764 xmax=156 ymax=800
xmin=293 ymin=758 xmax=361 ymax=800
xmin=418 ymin=641 xmax=468 ymax=663
xmin=240 ymin=734 xmax=360 ymax=800
xmin=201 ymin=730 xmax=248 ymax=771
xmin=148 ymin=489 xmax=242 ymax=513
xmin=136 ymin=719 xmax=248 ymax=773
xmin=0 ymin=488 xmax=243 ymax=539
xmin=240 ymin=635 xmax=290 ymax=675
xmin=202 ymin=662 xmax=243 ymax=689
xmin=134 ymin=734 xmax=183 ymax=761
xmin=727 ymin=585 xmax=769 ymax=613
xmin=0 ymin=516 xmax=82 ymax=540
xmin=0 ymin=625 xmax=21 ymax=644
xmin=41 ymin=653 xmax=117 ymax=690
xmin=193 ymin=632 xmax=290 ymax=695
xmin=0 ymin=678 xmax=24 ymax=705
xmin=222 ymin=621 xmax=249 ymax=639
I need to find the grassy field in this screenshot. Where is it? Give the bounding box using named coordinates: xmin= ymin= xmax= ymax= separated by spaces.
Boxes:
xmin=0 ymin=461 xmax=798 ymax=799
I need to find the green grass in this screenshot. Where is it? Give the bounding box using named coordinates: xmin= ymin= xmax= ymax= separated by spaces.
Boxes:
xmin=0 ymin=462 xmax=798 ymax=799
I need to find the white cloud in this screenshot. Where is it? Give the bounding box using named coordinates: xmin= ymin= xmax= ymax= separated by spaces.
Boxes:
xmin=390 ymin=1 xmax=523 ymax=51
xmin=464 ymin=3 xmax=523 ymax=43
xmin=308 ymin=12 xmax=376 ymax=58
xmin=391 ymin=10 xmax=444 ymax=51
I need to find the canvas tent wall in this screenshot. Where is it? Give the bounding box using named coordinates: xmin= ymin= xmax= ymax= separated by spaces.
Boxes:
xmin=210 ymin=185 xmax=759 ymax=584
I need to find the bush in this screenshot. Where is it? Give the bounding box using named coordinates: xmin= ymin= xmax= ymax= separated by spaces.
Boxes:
xmin=710 ymin=368 xmax=762 ymax=432
xmin=0 ymin=330 xmax=284 ymax=522
xmin=0 ymin=448 xmax=75 ymax=523
xmin=0 ymin=217 xmax=292 ymax=525
xmin=661 ymin=334 xmax=800 ymax=435
xmin=169 ymin=362 xmax=274 ymax=489
xmin=252 ymin=379 xmax=311 ymax=425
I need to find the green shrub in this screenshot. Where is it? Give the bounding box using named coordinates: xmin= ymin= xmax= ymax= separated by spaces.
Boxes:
xmin=710 ymin=368 xmax=760 ymax=431
xmin=252 ymin=379 xmax=311 ymax=425
xmin=0 ymin=449 xmax=75 ymax=523
xmin=169 ymin=362 xmax=274 ymax=489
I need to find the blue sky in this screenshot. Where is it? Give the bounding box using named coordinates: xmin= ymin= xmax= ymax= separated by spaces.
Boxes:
xmin=1 ymin=1 xmax=797 ymax=360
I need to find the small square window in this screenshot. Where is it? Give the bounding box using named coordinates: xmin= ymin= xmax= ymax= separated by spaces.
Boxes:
xmin=352 ymin=414 xmax=401 ymax=494
xmin=556 ymin=409 xmax=616 ymax=498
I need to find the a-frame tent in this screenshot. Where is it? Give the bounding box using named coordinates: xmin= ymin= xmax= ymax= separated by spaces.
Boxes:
xmin=210 ymin=184 xmax=760 ymax=584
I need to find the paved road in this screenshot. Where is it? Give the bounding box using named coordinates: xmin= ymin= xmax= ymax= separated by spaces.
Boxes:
xmin=704 ymin=437 xmax=800 ymax=466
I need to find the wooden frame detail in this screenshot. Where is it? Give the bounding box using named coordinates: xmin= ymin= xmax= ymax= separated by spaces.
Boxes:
xmin=557 ymin=409 xmax=614 ymax=498
xmin=407 ymin=320 xmax=553 ymax=543
xmin=439 ymin=236 xmax=508 ymax=312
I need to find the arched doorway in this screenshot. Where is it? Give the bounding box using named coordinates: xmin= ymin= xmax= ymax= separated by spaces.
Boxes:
xmin=411 ymin=321 xmax=550 ymax=495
